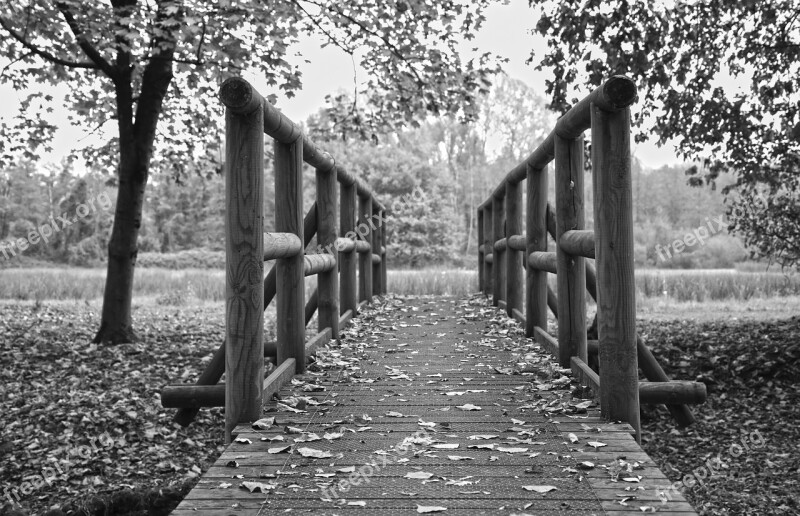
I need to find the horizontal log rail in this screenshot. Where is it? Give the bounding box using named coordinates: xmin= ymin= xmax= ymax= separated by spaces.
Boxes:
xmin=477 ymin=75 xmax=706 ymax=441
xmin=164 ymin=77 xmax=388 ymax=442
xmin=303 ymin=254 xmax=336 ymax=276
xmin=263 ymin=232 xmax=303 ymax=259
xmin=558 ymin=229 xmax=595 ymax=258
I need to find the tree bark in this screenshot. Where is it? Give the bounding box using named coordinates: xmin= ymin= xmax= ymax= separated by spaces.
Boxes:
xmin=93 ymin=6 xmax=176 ymax=343
xmin=93 ymin=156 xmax=148 ymax=343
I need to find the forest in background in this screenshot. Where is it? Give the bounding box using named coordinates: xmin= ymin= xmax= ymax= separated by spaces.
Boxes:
xmin=0 ymin=76 xmax=751 ymax=270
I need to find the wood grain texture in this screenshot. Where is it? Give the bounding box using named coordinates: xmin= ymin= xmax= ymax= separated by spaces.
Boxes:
xmin=339 ymin=183 xmax=357 ymax=316
xmin=316 ymin=167 xmax=339 ymax=338
xmin=262 ymin=232 xmax=302 ymax=260
xmin=275 ymin=138 xmax=306 ymax=375
xmin=357 ymin=194 xmax=373 ymax=304
xmin=559 ymin=229 xmax=595 ymax=258
xmin=505 ymin=180 xmax=523 ymax=317
xmin=591 ymin=104 xmax=641 ymax=440
xmin=527 ymin=251 xmax=557 ymax=273
xmin=554 ymin=133 xmax=587 ymax=368
xmin=371 ymin=205 xmax=382 ymax=296
xmin=483 ymin=205 xmax=493 ymax=296
xmin=477 ymin=208 xmax=484 ymax=292
xmin=303 ymin=254 xmax=337 ymax=276
xmin=224 ymin=105 xmax=265 ymax=442
xmin=492 ymin=193 xmax=504 ymax=306
xmin=506 ymin=234 xmax=526 ymax=251
xmin=526 ymin=165 xmax=549 ymax=337
xmin=380 ymin=209 xmax=387 ymax=293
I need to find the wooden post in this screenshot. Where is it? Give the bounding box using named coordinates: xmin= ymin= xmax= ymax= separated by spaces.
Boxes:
xmin=554 ymin=133 xmax=587 ymax=368
xmin=526 ymin=164 xmax=548 ymax=337
xmin=316 ymin=167 xmax=339 ymax=338
xmin=380 ymin=209 xmax=387 ymax=294
xmin=275 ymin=138 xmax=305 ymax=374
xmin=358 ymin=194 xmax=373 ymax=303
xmin=478 ymin=207 xmax=485 ymax=293
xmin=505 ymin=181 xmax=522 ymax=317
xmin=339 ymin=181 xmax=358 ymax=316
xmin=484 ymin=204 xmax=493 ymax=296
xmin=224 ymin=102 xmax=264 ymax=442
xmin=492 ymin=191 xmax=504 ymax=306
xmin=592 ymin=103 xmax=641 ymax=440
xmin=371 ymin=204 xmax=382 ymax=297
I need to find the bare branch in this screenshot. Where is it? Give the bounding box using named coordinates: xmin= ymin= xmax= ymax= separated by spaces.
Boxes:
xmin=53 ymin=1 xmax=116 ymax=78
xmin=300 ymin=0 xmax=426 ymax=86
xmin=289 ymin=0 xmax=355 ymax=56
xmin=0 ymin=16 xmax=98 ymax=69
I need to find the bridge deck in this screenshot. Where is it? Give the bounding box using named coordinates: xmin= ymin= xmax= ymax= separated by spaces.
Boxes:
xmin=175 ymin=296 xmax=697 ymax=515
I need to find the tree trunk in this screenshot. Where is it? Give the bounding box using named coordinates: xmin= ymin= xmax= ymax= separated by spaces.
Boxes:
xmin=93 ymin=155 xmax=148 ymax=344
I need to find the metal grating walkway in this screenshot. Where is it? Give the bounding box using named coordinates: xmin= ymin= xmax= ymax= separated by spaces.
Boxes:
xmin=174 ymin=296 xmax=697 ymax=515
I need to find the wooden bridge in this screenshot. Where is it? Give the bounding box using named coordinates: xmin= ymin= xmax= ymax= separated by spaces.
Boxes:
xmin=161 ymin=76 xmax=706 ymax=515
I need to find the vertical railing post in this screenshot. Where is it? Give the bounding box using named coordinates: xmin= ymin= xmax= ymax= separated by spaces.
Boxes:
xmin=477 ymin=207 xmax=485 ymax=293
xmin=339 ymin=181 xmax=358 ymax=317
xmin=380 ymin=209 xmax=387 ymax=294
xmin=483 ymin=203 xmax=493 ymax=296
xmin=275 ymin=137 xmax=305 ymax=374
xmin=591 ymin=104 xmax=641 ymax=439
xmin=358 ymin=193 xmax=373 ymax=303
xmin=224 ymin=102 xmax=264 ymax=442
xmin=492 ymin=190 xmax=504 ymax=306
xmin=526 ymin=164 xmax=548 ymax=337
xmin=317 ymin=166 xmax=339 ymax=338
xmin=505 ymin=181 xmax=522 ymax=317
xmin=554 ymin=133 xmax=587 ymax=368
xmin=371 ymin=204 xmax=382 ymax=297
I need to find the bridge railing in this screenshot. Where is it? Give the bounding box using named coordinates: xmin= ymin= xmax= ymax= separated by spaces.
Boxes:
xmin=161 ymin=78 xmax=387 ymax=441
xmin=478 ymin=76 xmax=706 ymax=440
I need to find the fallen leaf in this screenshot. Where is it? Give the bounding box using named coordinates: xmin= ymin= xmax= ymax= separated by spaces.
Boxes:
xmin=417 ymin=506 xmax=447 ymax=513
xmin=567 ymin=433 xmax=579 ymax=444
xmin=386 ymin=411 xmax=405 ymax=417
xmin=240 ymin=481 xmax=277 ymax=493
xmin=497 ymin=447 xmax=528 ymax=453
xmin=348 ymin=501 xmax=367 ymax=506
xmin=251 ymin=417 xmax=275 ymax=430
xmin=337 ymin=466 xmax=356 ymax=473
xmin=586 ymin=441 xmax=607 ymax=449
xmin=523 ymin=485 xmax=558 ymax=493
xmin=405 ymin=471 xmax=434 ymax=480
xmin=467 ymin=435 xmax=498 ymax=440
xmin=297 ymin=447 xmax=332 ymax=458
xmin=448 ymin=455 xmax=474 ymax=461
xmin=268 ymin=445 xmax=291 ymax=454
xmin=456 ymin=404 xmax=482 ymax=411
xmin=432 ymin=443 xmax=459 ymax=449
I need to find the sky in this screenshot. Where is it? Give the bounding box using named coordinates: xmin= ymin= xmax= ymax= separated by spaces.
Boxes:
xmin=0 ymin=1 xmax=680 ymax=170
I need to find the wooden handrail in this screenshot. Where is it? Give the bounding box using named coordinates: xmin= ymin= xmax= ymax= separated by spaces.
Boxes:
xmin=478 ymin=75 xmax=643 ymax=440
xmin=162 ymin=77 xmax=390 ymax=443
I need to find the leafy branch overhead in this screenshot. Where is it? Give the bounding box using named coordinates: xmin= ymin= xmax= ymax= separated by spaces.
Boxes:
xmin=0 ymin=0 xmax=503 ymax=172
xmin=530 ymin=0 xmax=800 ymax=267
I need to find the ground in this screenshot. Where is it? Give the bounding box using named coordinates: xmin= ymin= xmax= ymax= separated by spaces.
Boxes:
xmin=0 ymin=295 xmax=798 ymax=515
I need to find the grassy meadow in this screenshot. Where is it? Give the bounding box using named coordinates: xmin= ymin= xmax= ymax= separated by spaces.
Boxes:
xmin=1 ymin=266 xmax=798 ymax=305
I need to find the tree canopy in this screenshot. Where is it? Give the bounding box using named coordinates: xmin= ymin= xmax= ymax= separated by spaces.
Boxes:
xmin=0 ymin=0 xmax=503 ymax=343
xmin=530 ymin=0 xmax=800 ymax=267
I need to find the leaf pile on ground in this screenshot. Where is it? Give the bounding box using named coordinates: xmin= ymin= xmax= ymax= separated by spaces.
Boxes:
xmin=639 ymin=316 xmax=800 ymax=515
xmin=0 ymin=302 xmax=228 ymax=515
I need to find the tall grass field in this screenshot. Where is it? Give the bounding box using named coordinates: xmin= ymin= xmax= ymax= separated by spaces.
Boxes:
xmin=0 ymin=267 xmax=798 ymax=303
